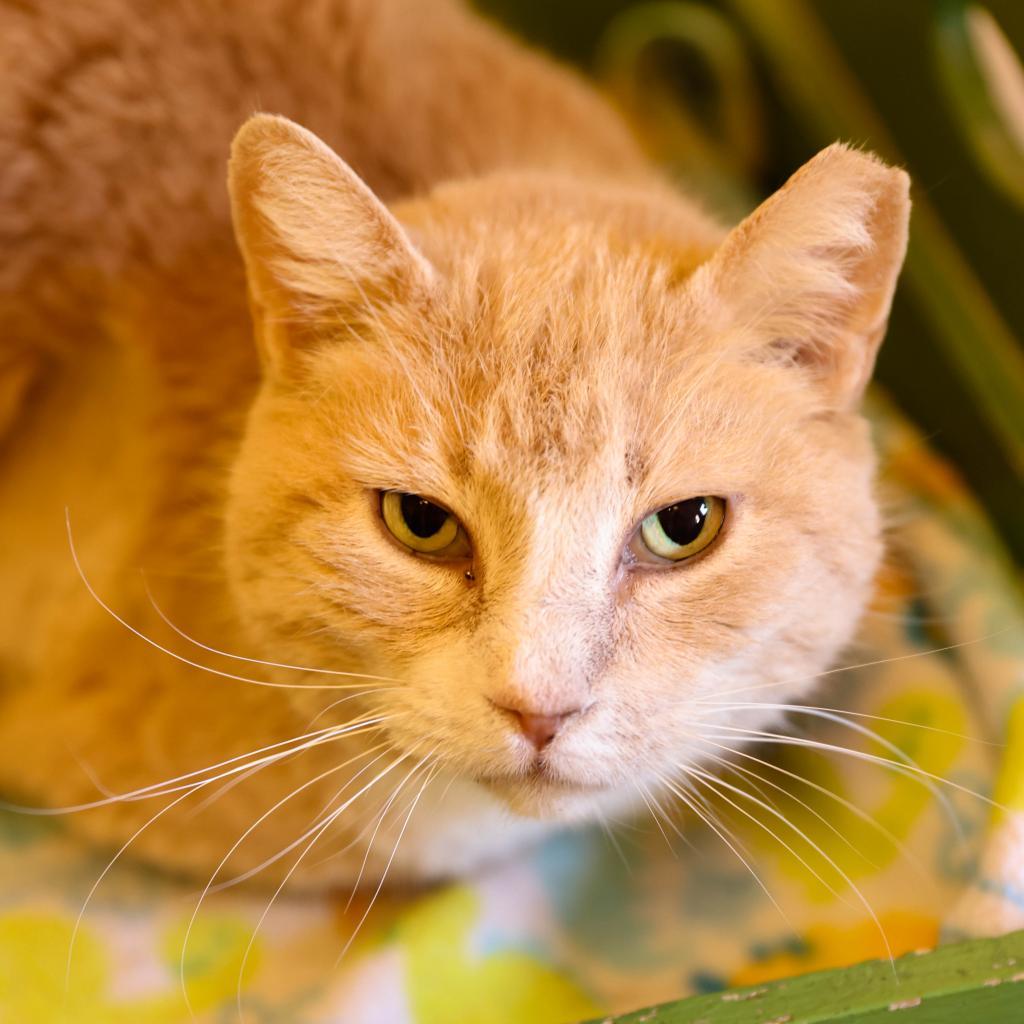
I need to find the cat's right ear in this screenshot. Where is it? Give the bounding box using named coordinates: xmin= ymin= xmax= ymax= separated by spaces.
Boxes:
xmin=693 ymin=143 xmax=910 ymax=410
xmin=228 ymin=114 xmax=435 ymax=379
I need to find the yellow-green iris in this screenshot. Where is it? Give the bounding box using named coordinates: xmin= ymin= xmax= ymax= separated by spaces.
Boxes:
xmin=639 ymin=496 xmax=725 ymax=562
xmin=381 ymin=491 xmax=462 ymax=554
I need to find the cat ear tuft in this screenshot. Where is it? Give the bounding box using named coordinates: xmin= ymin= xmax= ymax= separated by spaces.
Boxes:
xmin=228 ymin=114 xmax=435 ymax=378
xmin=698 ymin=143 xmax=910 ymax=408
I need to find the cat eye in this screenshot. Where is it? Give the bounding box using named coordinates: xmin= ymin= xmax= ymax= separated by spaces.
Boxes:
xmin=633 ymin=496 xmax=726 ymax=564
xmin=380 ymin=491 xmax=471 ymax=559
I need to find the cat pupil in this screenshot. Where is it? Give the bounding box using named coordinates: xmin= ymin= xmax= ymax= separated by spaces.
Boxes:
xmin=400 ymin=493 xmax=448 ymax=538
xmin=658 ymin=499 xmax=708 ymax=546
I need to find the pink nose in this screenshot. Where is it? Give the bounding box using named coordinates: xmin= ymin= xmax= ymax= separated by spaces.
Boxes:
xmin=493 ymin=703 xmax=579 ymax=751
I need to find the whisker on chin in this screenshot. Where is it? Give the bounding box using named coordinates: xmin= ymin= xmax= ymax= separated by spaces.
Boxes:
xmin=302 ymin=731 xmax=473 ymax=877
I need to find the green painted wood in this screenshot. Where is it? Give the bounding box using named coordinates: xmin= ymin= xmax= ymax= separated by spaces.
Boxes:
xmin=581 ymin=929 xmax=1024 ymax=1022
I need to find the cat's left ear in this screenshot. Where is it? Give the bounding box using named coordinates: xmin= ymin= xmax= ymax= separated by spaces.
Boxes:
xmin=696 ymin=143 xmax=910 ymax=408
xmin=228 ymin=114 xmax=435 ymax=379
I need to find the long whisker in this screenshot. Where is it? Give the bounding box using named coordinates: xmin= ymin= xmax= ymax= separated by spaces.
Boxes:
xmin=692 ymin=736 xmax=928 ymax=878
xmin=695 ymin=748 xmax=878 ymax=871
xmin=203 ymin=742 xmax=394 ymax=895
xmin=703 ymin=630 xmax=1013 ymax=703
xmin=233 ymin=753 xmax=411 ymax=1021
xmin=686 ymin=766 xmax=856 ymax=910
xmin=6 ymin=716 xmax=391 ymax=816
xmin=334 ymin=757 xmax=440 ymax=968
xmin=66 ymin=508 xmax=392 ymax=691
xmin=699 ymin=726 xmax=1003 ymax=816
xmin=633 ymin=780 xmax=679 ymax=856
xmin=304 ymin=690 xmax=392 ymax=730
xmin=712 ymin=705 xmax=965 ymax=835
xmin=596 ymin=813 xmax=633 ymax=876
xmin=687 ymin=765 xmax=895 ymax=970
xmin=142 ymin=575 xmax=405 ymax=685
xmin=67 ymin=785 xmax=199 ymax=993
xmin=697 ymin=701 xmax=999 ymax=746
xmin=655 ymin=770 xmax=792 ymax=930
xmin=341 ymin=753 xmax=435 ymax=911
xmin=186 ymin=708 xmax=387 ymax=818
xmin=646 ymin=779 xmax=703 ymax=854
xmin=297 ymin=726 xmax=500 ymax=878
xmin=303 ymin=767 xmax=421 ymax=874
xmin=179 ymin=745 xmax=391 ymax=1017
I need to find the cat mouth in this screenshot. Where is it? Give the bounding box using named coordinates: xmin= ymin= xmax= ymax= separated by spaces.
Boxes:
xmin=475 ymin=763 xmax=604 ymax=795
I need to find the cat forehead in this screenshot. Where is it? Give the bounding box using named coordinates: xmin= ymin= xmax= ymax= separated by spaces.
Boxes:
xmin=306 ymin=181 xmax=812 ymax=490
xmin=396 ymin=173 xmax=722 ymax=302
xmin=313 ymin=300 xmax=784 ymax=514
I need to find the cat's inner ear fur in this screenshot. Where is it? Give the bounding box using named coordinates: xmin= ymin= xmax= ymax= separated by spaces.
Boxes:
xmin=228 ymin=113 xmax=435 ymax=378
xmin=697 ymin=143 xmax=911 ymax=409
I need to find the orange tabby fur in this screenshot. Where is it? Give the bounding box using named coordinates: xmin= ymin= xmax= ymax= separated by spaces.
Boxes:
xmin=0 ymin=0 xmax=909 ymax=888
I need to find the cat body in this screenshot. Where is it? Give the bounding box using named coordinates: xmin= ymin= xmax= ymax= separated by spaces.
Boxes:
xmin=0 ymin=0 xmax=909 ymax=888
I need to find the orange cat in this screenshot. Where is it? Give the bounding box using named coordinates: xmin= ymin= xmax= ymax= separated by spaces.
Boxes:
xmin=0 ymin=0 xmax=909 ymax=889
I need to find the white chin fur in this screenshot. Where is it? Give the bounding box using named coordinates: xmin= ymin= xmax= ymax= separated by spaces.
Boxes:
xmin=382 ymin=772 xmax=640 ymax=883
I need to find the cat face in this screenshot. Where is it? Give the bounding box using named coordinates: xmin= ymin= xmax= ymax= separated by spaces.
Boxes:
xmin=225 ymin=116 xmax=909 ymax=821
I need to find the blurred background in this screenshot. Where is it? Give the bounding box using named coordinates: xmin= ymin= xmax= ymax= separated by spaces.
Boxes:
xmin=477 ymin=0 xmax=1024 ymax=565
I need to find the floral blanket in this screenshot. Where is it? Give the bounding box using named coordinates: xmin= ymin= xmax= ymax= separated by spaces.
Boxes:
xmin=2 ymin=397 xmax=1023 ymax=1023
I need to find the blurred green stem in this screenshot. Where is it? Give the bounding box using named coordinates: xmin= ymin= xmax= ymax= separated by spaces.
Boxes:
xmin=934 ymin=3 xmax=1024 ymax=212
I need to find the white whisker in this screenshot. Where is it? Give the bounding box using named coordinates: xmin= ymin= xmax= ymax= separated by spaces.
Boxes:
xmin=68 ymin=786 xmax=200 ymax=994
xmin=687 ymin=765 xmax=895 ymax=970
xmin=656 ymin=770 xmax=792 ymax=930
xmin=633 ymin=780 xmax=680 ymax=857
xmin=334 ymin=757 xmax=440 ymax=967
xmin=66 ymin=508 xmax=390 ymax=692
xmin=203 ymin=742 xmax=393 ymax=895
xmin=704 ymin=631 xmax=1013 ymax=702
xmin=179 ymin=745 xmax=391 ymax=1016
xmin=143 ymin=574 xmax=404 ymax=685
xmin=341 ymin=753 xmax=435 ymax=911
xmin=697 ymin=700 xmax=999 ymax=746
xmin=234 ymin=753 xmax=411 ymax=1020
xmin=7 ymin=716 xmax=391 ymax=816
xmin=687 ymin=766 xmax=855 ymax=909
xmin=693 ymin=736 xmax=928 ymax=878
xmin=704 ymin=705 xmax=964 ymax=836
xmin=695 ymin=748 xmax=877 ymax=872
xmin=698 ymin=726 xmax=1001 ymax=818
